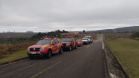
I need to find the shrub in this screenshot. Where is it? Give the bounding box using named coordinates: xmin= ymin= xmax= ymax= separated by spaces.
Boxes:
xmin=131 ymin=31 xmax=139 ymax=38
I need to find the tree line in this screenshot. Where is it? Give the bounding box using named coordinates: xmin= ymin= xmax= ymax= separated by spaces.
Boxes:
xmin=31 ymin=30 xmax=69 ymax=40
xmin=131 ymin=31 xmax=139 ymax=38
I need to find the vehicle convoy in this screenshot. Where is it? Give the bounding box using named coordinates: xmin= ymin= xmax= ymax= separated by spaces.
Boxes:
xmin=82 ymin=37 xmax=90 ymax=45
xmin=76 ymin=39 xmax=83 ymax=47
xmin=85 ymin=36 xmax=93 ymax=43
xmin=27 ymin=37 xmax=63 ymax=59
xmin=61 ymin=37 xmax=78 ymax=51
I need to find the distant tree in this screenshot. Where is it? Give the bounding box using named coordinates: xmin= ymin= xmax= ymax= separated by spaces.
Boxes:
xmin=55 ymin=29 xmax=62 ymax=33
xmin=83 ymin=30 xmax=85 ymax=33
xmin=31 ymin=30 xmax=69 ymax=39
xmin=55 ymin=29 xmax=69 ymax=33
xmin=47 ymin=31 xmax=61 ymax=37
xmin=31 ymin=32 xmax=47 ymax=40
xmin=131 ymin=31 xmax=139 ymax=38
xmin=63 ymin=30 xmax=65 ymax=33
xmin=62 ymin=30 xmax=68 ymax=33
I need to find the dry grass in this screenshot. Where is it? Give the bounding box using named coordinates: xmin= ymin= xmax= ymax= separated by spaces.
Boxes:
xmin=0 ymin=41 xmax=36 ymax=58
xmin=105 ymin=33 xmax=132 ymax=40
xmin=105 ymin=33 xmax=139 ymax=78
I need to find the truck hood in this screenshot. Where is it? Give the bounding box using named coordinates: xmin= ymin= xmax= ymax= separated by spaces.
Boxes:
xmin=77 ymin=42 xmax=81 ymax=44
xmin=28 ymin=45 xmax=49 ymax=48
xmin=82 ymin=40 xmax=88 ymax=41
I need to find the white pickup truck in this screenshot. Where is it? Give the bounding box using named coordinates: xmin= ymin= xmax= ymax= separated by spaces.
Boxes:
xmin=82 ymin=38 xmax=90 ymax=45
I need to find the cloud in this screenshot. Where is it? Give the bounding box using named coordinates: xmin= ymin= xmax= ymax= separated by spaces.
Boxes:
xmin=0 ymin=0 xmax=139 ymax=32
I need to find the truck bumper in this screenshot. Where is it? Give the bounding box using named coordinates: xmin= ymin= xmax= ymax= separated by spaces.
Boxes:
xmin=27 ymin=52 xmax=47 ymax=57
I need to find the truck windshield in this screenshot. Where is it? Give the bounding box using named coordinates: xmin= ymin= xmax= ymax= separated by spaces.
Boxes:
xmin=82 ymin=38 xmax=88 ymax=40
xmin=61 ymin=39 xmax=71 ymax=42
xmin=36 ymin=40 xmax=51 ymax=45
xmin=76 ymin=40 xmax=81 ymax=42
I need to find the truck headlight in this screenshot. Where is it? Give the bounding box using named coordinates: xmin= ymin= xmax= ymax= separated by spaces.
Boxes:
xmin=40 ymin=48 xmax=45 ymax=51
xmin=27 ymin=48 xmax=30 ymax=51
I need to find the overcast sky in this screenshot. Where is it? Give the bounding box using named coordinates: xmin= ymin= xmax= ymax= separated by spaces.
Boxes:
xmin=0 ymin=0 xmax=139 ymax=32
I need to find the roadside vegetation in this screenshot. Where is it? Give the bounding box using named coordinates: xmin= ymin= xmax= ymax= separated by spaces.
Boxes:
xmin=0 ymin=49 xmax=27 ymax=63
xmin=0 ymin=39 xmax=36 ymax=59
xmin=105 ymin=33 xmax=139 ymax=78
xmin=131 ymin=31 xmax=139 ymax=39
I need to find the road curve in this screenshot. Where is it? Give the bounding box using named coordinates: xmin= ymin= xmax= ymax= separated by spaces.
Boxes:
xmin=0 ymin=34 xmax=107 ymax=78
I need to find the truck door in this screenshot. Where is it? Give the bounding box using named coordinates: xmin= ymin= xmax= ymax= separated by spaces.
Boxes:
xmin=51 ymin=40 xmax=57 ymax=52
xmin=56 ymin=39 xmax=60 ymax=52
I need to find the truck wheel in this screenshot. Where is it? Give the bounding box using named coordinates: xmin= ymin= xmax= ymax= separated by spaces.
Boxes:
xmin=46 ymin=50 xmax=52 ymax=59
xmin=29 ymin=56 xmax=33 ymax=59
xmin=59 ymin=48 xmax=63 ymax=54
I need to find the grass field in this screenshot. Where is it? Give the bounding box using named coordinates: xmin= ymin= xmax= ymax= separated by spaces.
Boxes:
xmin=0 ymin=49 xmax=27 ymax=63
xmin=105 ymin=37 xmax=139 ymax=78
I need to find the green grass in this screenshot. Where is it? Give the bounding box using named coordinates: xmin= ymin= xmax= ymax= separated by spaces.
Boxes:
xmin=0 ymin=49 xmax=27 ymax=64
xmin=105 ymin=38 xmax=139 ymax=78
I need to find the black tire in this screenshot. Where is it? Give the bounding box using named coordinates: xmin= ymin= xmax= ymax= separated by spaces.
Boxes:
xmin=69 ymin=46 xmax=72 ymax=51
xmin=29 ymin=56 xmax=33 ymax=59
xmin=59 ymin=47 xmax=63 ymax=54
xmin=46 ymin=50 xmax=52 ymax=59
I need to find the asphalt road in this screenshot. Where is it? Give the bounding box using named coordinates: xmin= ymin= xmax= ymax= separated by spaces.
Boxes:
xmin=0 ymin=34 xmax=107 ymax=78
